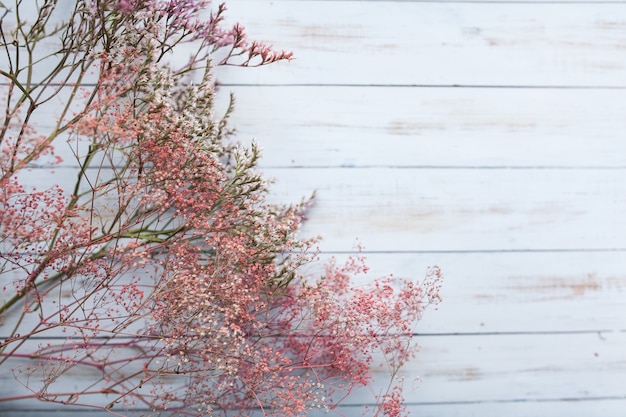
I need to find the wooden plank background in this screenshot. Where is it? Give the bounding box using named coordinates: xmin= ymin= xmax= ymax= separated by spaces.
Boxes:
xmin=2 ymin=0 xmax=626 ymax=415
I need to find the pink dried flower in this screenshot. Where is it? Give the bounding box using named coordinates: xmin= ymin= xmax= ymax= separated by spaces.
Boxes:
xmin=0 ymin=1 xmax=440 ymax=416
xmin=115 ymin=0 xmax=139 ymax=13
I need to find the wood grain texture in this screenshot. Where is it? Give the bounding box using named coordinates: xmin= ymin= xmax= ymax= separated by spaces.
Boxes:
xmin=213 ymin=1 xmax=626 ymax=86
xmin=355 ymin=332 xmax=626 ymax=403
xmin=21 ymin=85 xmax=626 ymax=169
xmin=15 ymin=166 xmax=626 ymax=252
xmin=218 ymin=86 xmax=626 ymax=168
xmin=2 ymin=333 xmax=625 ymax=413
xmin=263 ymin=167 xmax=626 ymax=251
xmin=320 ymin=251 xmax=626 ymax=334
xmin=2 ymin=0 xmax=626 ymax=415
xmin=2 ymin=251 xmax=624 ymax=338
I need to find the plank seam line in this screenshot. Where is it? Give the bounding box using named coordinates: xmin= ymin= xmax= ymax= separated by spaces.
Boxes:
xmin=297 ymin=0 xmax=626 ymax=4
xmin=375 ymin=0 xmax=626 ymax=3
xmin=9 ymin=396 xmax=621 ymax=412
xmin=1 ymin=390 xmax=624 ymax=411
xmin=5 ymin=83 xmax=626 ymax=90
xmin=321 ymin=249 xmax=626 ymax=254
xmin=4 ymin=249 xmax=625 ymax=257
xmin=335 ymin=396 xmax=626 ymax=408
xmin=218 ymin=83 xmax=626 ymax=90
xmin=5 ymin=329 xmax=623 ymax=339
xmin=263 ymin=165 xmax=626 ymax=170
xmin=387 ymin=0 xmax=626 ymax=3
xmin=28 ymin=165 xmax=626 ymax=170
xmin=413 ymin=329 xmax=626 ymax=336
xmin=4 ymin=398 xmax=626 ymax=413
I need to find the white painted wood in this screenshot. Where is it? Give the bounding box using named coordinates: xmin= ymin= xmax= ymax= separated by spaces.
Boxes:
xmin=320 ymin=251 xmax=626 ymax=334
xmin=394 ymin=400 xmax=626 ymax=417
xmin=13 ymin=166 xmax=626 ymax=252
xmin=4 ymin=398 xmax=625 ymax=417
xmin=35 ymin=86 xmax=626 ymax=169
xmin=3 ymin=399 xmax=626 ymax=417
xmin=10 ymin=2 xmax=626 ymax=87
xmin=2 ymin=251 xmax=625 ymax=338
xmin=3 ymin=0 xmax=626 ymax=415
xmin=358 ymin=332 xmax=626 ymax=403
xmin=263 ymin=167 xmax=626 ymax=251
xmin=219 ymin=86 xmax=626 ymax=168
xmin=214 ymin=1 xmax=626 ymax=86
xmin=2 ymin=333 xmax=625 ymax=413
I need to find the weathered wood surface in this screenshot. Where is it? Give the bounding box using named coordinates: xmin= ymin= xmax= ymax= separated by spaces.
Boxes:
xmin=219 ymin=86 xmax=626 ymax=168
xmin=2 ymin=0 xmax=626 ymax=416
xmin=214 ymin=1 xmax=626 ymax=87
xmin=2 ymin=332 xmax=625 ymax=413
xmin=34 ymin=86 xmax=626 ymax=169
xmin=14 ymin=166 xmax=626 ymax=252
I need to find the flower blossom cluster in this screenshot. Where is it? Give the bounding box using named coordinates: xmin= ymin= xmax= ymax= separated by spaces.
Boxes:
xmin=0 ymin=1 xmax=441 ymax=416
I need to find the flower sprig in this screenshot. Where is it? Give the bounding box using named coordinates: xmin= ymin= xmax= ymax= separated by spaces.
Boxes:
xmin=0 ymin=2 xmax=441 ymax=416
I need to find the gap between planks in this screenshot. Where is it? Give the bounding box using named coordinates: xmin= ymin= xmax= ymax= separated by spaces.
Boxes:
xmin=6 ymin=83 xmax=626 ymax=89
